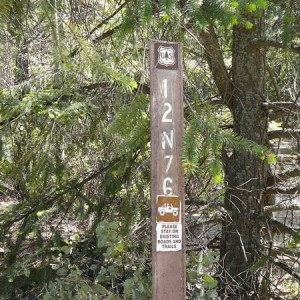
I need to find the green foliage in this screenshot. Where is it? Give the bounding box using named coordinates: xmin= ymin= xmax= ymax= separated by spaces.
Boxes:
xmin=120 ymin=10 xmax=137 ymax=35
xmin=160 ymin=0 xmax=175 ymax=13
xmin=183 ymin=120 xmax=202 ymax=174
xmin=250 ymin=256 xmax=268 ymax=273
xmin=123 ymin=270 xmax=151 ymax=299
xmin=107 ymin=95 xmax=150 ymax=156
xmin=266 ymin=153 xmax=277 ymax=164
xmin=139 ymin=0 xmax=153 ymax=24
xmin=187 ymin=250 xmax=219 ymax=299
xmin=183 ymin=107 xmax=270 ymax=184
xmin=42 ymin=219 xmax=151 ymax=299
xmin=245 ymin=20 xmax=254 ymax=29
xmin=230 ymin=1 xmax=239 ymax=9
xmin=183 ymin=0 xmax=270 ymax=29
xmin=43 ymin=263 xmax=107 ymax=300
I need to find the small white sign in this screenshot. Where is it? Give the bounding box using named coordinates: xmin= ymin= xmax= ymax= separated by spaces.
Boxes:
xmin=158 ymin=46 xmax=176 ymax=67
xmin=156 ymin=223 xmax=182 ymax=252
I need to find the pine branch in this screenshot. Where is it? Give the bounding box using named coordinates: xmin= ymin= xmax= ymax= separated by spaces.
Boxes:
xmin=88 ymin=0 xmax=131 ymax=37
xmin=69 ymin=0 xmax=131 ymax=57
xmin=0 ymin=113 xmax=26 ymax=129
xmin=70 ymin=24 xmax=122 ymax=57
xmin=91 ymin=25 xmax=121 ymax=45
xmin=0 ymin=156 xmax=122 ymax=228
xmin=80 ymin=82 xmax=111 ymax=91
xmin=252 ymin=38 xmax=300 ymax=54
xmin=80 ymin=81 xmax=150 ymax=95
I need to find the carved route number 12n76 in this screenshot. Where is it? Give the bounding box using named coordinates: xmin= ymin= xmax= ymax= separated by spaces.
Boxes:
xmin=161 ymin=78 xmax=174 ymax=196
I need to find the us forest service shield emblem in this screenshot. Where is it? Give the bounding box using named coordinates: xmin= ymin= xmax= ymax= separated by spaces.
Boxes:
xmin=158 ymin=46 xmax=176 ymax=67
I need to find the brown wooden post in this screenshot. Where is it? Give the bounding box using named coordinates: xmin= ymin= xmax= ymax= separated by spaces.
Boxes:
xmin=150 ymin=40 xmax=185 ymax=299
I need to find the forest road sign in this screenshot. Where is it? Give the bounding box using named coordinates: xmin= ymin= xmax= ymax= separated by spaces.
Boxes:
xmin=150 ymin=40 xmax=185 ymax=299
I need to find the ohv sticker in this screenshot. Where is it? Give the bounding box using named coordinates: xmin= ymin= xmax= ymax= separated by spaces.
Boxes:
xmin=156 ymin=195 xmax=181 ymax=223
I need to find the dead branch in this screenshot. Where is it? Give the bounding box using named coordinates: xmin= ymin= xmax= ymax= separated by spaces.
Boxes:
xmin=268 ymin=129 xmax=300 ymax=140
xmin=269 ymin=257 xmax=300 ymax=282
xmin=91 ymin=25 xmax=121 ymax=45
xmin=267 ymin=220 xmax=295 ymax=235
xmin=264 ymin=186 xmax=300 ymax=195
xmin=263 ymin=101 xmax=300 ymax=120
xmin=263 ymin=102 xmax=300 ymax=110
xmin=196 ymin=201 xmax=229 ymax=216
xmin=266 ymin=65 xmax=281 ymax=102
xmin=267 ymin=246 xmax=300 ymax=260
xmin=252 ymin=38 xmax=300 ymax=54
xmin=267 ymin=168 xmax=300 ymax=186
xmin=264 ymin=203 xmax=300 ymax=214
xmin=270 ymin=110 xmax=300 ymax=121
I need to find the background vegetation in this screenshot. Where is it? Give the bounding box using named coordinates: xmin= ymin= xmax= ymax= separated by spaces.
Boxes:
xmin=0 ymin=0 xmax=299 ymax=299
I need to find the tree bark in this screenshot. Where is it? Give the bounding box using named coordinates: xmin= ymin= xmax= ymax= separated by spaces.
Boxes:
xmin=219 ymin=16 xmax=270 ymax=299
xmin=15 ymin=39 xmax=29 ymax=85
xmin=198 ymin=25 xmax=234 ymax=108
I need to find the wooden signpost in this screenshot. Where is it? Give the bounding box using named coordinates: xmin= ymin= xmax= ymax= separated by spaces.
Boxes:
xmin=150 ymin=41 xmax=185 ymax=299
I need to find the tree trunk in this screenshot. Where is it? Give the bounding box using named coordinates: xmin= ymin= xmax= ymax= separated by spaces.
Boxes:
xmin=15 ymin=39 xmax=29 ymax=85
xmin=219 ymin=16 xmax=270 ymax=299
